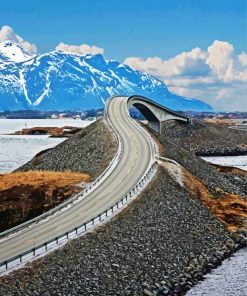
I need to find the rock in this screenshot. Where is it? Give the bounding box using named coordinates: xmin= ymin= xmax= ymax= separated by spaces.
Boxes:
xmin=111 ymin=263 xmax=120 ymax=269
xmin=143 ymin=289 xmax=155 ymax=296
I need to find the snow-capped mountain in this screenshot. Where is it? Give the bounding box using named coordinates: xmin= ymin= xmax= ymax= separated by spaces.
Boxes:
xmin=0 ymin=41 xmax=212 ymax=112
xmin=0 ymin=41 xmax=35 ymax=63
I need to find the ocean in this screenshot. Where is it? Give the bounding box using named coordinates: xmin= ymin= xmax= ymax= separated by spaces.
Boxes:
xmin=0 ymin=119 xmax=93 ymax=173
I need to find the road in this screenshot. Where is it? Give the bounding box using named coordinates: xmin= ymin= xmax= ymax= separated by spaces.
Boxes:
xmin=0 ymin=96 xmax=153 ymax=263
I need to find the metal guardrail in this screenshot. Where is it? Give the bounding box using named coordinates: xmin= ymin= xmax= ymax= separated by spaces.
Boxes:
xmin=0 ymin=98 xmax=122 ymax=240
xmin=0 ymin=162 xmax=157 ymax=273
xmin=156 ymin=156 xmax=181 ymax=167
xmin=0 ymin=96 xmax=158 ymax=274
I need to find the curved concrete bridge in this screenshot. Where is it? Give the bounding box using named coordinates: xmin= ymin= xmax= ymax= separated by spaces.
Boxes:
xmin=0 ymin=95 xmax=189 ymax=271
xmin=128 ymin=95 xmax=190 ymax=133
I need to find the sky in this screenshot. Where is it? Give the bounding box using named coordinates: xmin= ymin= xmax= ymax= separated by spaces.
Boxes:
xmin=0 ymin=0 xmax=246 ymax=111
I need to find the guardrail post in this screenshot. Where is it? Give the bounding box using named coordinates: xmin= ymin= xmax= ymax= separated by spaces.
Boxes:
xmin=66 ymin=232 xmax=69 ymax=239
xmin=105 ymin=210 xmax=108 ymax=217
xmin=75 ymin=227 xmax=78 ymax=234
xmin=5 ymin=261 xmax=7 ymax=270
xmin=33 ymin=248 xmax=35 ymax=256
xmin=56 ymin=237 xmax=58 ymax=244
xmin=45 ymin=242 xmax=48 ymax=251
xmin=20 ymin=254 xmax=22 ymax=263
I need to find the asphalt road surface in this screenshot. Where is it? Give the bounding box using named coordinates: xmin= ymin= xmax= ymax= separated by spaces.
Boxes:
xmin=0 ymin=96 xmax=153 ymax=263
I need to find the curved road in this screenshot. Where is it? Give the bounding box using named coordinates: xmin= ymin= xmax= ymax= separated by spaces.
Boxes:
xmin=0 ymin=96 xmax=153 ymax=263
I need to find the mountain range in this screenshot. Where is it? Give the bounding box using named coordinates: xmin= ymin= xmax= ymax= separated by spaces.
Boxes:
xmin=0 ymin=41 xmax=212 ymax=112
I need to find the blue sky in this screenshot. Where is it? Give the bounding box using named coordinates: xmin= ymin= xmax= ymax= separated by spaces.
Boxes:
xmin=0 ymin=0 xmax=246 ymax=111
xmin=0 ymin=0 xmax=245 ymax=60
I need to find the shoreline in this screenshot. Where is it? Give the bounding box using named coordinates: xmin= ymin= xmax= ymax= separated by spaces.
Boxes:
xmin=181 ymin=240 xmax=246 ymax=295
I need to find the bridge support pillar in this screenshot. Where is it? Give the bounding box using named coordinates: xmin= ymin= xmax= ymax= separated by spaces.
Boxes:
xmin=148 ymin=121 xmax=161 ymax=133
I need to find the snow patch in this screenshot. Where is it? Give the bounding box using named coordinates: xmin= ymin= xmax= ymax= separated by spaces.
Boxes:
xmin=0 ymin=41 xmax=34 ymax=63
xmin=19 ymin=69 xmax=32 ymax=105
xmin=160 ymin=161 xmax=184 ymax=187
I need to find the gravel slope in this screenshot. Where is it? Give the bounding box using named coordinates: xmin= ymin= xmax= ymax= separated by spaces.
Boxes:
xmin=157 ymin=122 xmax=247 ymax=198
xmin=161 ymin=120 xmax=247 ymax=156
xmin=18 ymin=119 xmax=117 ymax=177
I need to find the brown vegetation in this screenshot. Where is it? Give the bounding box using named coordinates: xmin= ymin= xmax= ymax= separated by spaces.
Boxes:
xmin=13 ymin=126 xmax=82 ymax=137
xmin=210 ymin=162 xmax=247 ymax=177
xmin=182 ymin=168 xmax=247 ymax=232
xmin=203 ymin=118 xmax=234 ymax=126
xmin=0 ymin=171 xmax=91 ymax=231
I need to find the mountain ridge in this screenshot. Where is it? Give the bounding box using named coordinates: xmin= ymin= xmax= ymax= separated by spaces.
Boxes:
xmin=0 ymin=41 xmax=212 ymax=112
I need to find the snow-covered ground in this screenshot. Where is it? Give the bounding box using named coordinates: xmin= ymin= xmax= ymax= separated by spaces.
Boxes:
xmin=0 ymin=118 xmax=94 ymax=134
xmin=0 ymin=119 xmax=93 ymax=173
xmin=0 ymin=135 xmax=65 ymax=173
xmin=201 ymin=155 xmax=247 ymax=171
xmin=186 ymin=247 xmax=247 ymax=296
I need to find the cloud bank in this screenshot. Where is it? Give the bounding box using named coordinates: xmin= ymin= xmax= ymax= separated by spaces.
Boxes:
xmin=124 ymin=40 xmax=247 ymax=111
xmin=55 ymin=42 xmax=104 ymax=55
xmin=0 ymin=25 xmax=37 ymax=54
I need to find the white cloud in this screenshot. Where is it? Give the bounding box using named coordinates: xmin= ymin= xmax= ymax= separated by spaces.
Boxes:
xmin=0 ymin=25 xmax=37 ymax=54
xmin=238 ymin=52 xmax=247 ymax=66
xmin=55 ymin=42 xmax=104 ymax=55
xmin=124 ymin=40 xmax=247 ymax=111
xmin=206 ymin=40 xmax=234 ymax=81
xmin=125 ymin=47 xmax=209 ymax=78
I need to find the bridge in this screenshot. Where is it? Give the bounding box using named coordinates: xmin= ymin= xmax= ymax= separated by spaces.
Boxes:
xmin=0 ymin=95 xmax=189 ymax=273
xmin=128 ymin=95 xmax=190 ymax=133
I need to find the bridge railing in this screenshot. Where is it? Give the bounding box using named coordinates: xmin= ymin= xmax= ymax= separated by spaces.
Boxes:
xmin=0 ymin=96 xmax=158 ymax=274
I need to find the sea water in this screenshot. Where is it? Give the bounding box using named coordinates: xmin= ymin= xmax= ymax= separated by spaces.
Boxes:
xmin=0 ymin=119 xmax=93 ymax=173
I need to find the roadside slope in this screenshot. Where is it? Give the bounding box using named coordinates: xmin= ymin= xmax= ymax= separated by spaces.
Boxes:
xmin=18 ymin=119 xmax=117 ymax=177
xmin=161 ymin=120 xmax=247 ymax=156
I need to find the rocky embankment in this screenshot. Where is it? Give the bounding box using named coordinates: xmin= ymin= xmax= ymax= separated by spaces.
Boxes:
xmin=18 ymin=119 xmax=118 ymax=177
xmin=157 ymin=121 xmax=247 ymax=199
xmin=161 ymin=120 xmax=247 ymax=156
xmin=0 ymin=119 xmax=246 ymax=295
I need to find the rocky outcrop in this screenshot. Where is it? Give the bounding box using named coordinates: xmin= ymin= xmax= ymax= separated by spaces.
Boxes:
xmin=13 ymin=126 xmax=82 ymax=137
xmin=0 ymin=171 xmax=91 ymax=232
